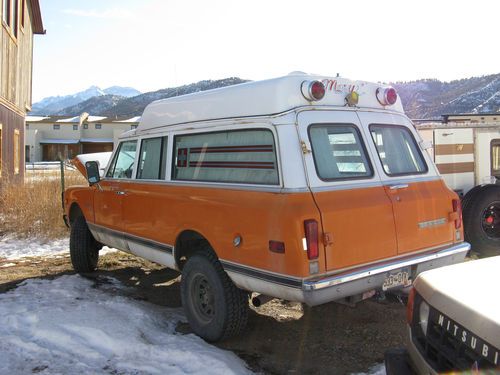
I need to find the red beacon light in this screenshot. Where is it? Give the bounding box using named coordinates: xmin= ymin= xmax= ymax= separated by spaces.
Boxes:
xmin=376 ymin=87 xmax=398 ymax=106
xmin=301 ymin=80 xmax=325 ymax=101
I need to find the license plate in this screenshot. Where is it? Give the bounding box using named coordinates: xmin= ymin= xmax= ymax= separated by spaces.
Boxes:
xmin=382 ymin=270 xmax=411 ymax=291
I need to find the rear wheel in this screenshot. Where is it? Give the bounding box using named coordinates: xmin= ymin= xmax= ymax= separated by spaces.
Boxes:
xmin=463 ymin=185 xmax=500 ymax=257
xmin=181 ymin=249 xmax=248 ymax=342
xmin=70 ymin=215 xmax=100 ymax=273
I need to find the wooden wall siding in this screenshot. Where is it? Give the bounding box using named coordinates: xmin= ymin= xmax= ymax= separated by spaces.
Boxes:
xmin=0 ymin=105 xmax=24 ymax=184
xmin=1 ymin=0 xmax=34 ymax=113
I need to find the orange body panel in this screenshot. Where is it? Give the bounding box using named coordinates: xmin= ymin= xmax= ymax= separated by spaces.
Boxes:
xmin=117 ymin=182 xmax=322 ymax=278
xmin=94 ymin=180 xmax=124 ymax=232
xmin=312 ymin=186 xmax=398 ymax=271
xmin=384 ymin=179 xmax=459 ymax=254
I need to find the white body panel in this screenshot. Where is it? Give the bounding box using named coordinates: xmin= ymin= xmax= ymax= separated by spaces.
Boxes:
xmin=136 ymin=73 xmax=404 ymax=132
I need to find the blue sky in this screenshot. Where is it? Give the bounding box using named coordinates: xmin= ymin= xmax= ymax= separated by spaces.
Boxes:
xmin=33 ymin=0 xmax=499 ymax=101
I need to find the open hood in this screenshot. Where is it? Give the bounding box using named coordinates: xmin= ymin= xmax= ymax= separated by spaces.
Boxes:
xmin=71 ymin=152 xmax=112 ymax=179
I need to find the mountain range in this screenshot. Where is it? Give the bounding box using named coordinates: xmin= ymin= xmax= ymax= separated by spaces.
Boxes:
xmin=30 ymin=74 xmax=499 ymax=119
xmin=31 ymin=86 xmax=142 ymax=115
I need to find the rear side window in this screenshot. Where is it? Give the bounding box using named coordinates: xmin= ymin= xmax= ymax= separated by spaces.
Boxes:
xmin=173 ymin=129 xmax=279 ymax=185
xmin=309 ymin=124 xmax=373 ymax=180
xmin=370 ymin=125 xmax=427 ymax=176
xmin=106 ymin=140 xmax=137 ymax=179
xmin=137 ymin=136 xmax=168 ymax=180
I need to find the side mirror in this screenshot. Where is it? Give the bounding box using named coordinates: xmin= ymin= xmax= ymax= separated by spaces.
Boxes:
xmin=85 ymin=161 xmax=101 ymax=186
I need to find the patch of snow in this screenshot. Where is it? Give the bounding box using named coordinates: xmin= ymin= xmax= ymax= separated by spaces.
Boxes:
xmin=0 ymin=237 xmax=70 ymax=260
xmin=0 ymin=237 xmax=116 ymax=260
xmin=351 ymin=363 xmax=386 ymax=375
xmin=0 ymin=262 xmax=16 ymax=268
xmin=56 ymin=116 xmax=80 ymax=123
xmin=87 ymin=116 xmax=107 ymax=122
xmin=0 ymin=275 xmax=252 ymax=375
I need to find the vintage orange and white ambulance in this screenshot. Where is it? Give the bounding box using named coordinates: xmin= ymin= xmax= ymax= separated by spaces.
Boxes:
xmin=64 ymin=73 xmax=470 ymax=341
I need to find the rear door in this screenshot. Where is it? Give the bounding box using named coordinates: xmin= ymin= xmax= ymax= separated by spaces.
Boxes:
xmin=298 ymin=110 xmax=398 ymax=272
xmin=357 ymin=112 xmax=456 ymax=254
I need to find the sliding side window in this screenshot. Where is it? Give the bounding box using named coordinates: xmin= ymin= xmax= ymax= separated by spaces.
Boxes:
xmin=173 ymin=129 xmax=279 ymax=185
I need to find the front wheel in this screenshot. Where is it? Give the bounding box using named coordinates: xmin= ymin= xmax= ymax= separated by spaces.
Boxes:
xmin=181 ymin=251 xmax=248 ymax=342
xmin=70 ymin=215 xmax=99 ymax=273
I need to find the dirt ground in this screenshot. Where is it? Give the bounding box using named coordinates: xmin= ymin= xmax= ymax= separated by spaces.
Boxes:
xmin=0 ymin=252 xmax=408 ymax=375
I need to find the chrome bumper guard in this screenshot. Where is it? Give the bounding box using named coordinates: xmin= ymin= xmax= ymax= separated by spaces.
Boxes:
xmin=301 ymin=242 xmax=470 ymax=306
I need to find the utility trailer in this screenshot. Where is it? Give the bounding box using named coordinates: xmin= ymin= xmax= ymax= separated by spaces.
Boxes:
xmin=418 ymin=121 xmax=500 ymax=256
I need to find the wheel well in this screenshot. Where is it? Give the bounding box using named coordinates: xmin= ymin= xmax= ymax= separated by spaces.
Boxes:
xmin=69 ymin=203 xmax=84 ymax=225
xmin=175 ymin=230 xmax=213 ymax=270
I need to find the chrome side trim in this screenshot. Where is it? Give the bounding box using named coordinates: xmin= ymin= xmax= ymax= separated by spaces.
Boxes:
xmin=302 ymin=242 xmax=470 ymax=291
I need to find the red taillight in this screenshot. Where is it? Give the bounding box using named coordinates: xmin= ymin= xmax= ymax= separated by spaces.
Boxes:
xmin=407 ymin=287 xmax=416 ymax=324
xmin=304 ymin=219 xmax=319 ymax=260
xmin=301 ymin=80 xmax=325 ymax=101
xmin=452 ymin=198 xmax=462 ymax=229
xmin=376 ymin=87 xmax=398 ymax=106
xmin=269 ymin=240 xmax=285 ymax=253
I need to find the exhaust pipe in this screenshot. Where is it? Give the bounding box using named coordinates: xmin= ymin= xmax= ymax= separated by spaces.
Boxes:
xmin=251 ymin=294 xmax=274 ymax=307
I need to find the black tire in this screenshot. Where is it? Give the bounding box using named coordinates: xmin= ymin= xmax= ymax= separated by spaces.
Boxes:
xmin=70 ymin=215 xmax=99 ymax=273
xmin=181 ymin=250 xmax=248 ymax=342
xmin=463 ymin=185 xmax=500 ymax=257
xmin=462 ymin=185 xmax=484 ymax=217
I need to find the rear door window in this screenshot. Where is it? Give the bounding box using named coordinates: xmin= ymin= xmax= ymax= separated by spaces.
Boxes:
xmin=106 ymin=140 xmax=137 ymax=179
xmin=370 ymin=125 xmax=427 ymax=176
xmin=308 ymin=124 xmax=373 ymax=180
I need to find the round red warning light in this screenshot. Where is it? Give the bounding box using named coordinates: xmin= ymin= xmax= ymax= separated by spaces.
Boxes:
xmin=376 ymin=87 xmax=398 ymax=106
xmin=301 ymin=80 xmax=325 ymax=101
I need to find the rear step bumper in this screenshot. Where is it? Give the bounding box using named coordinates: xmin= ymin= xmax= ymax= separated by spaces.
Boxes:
xmin=301 ymin=242 xmax=470 ymax=306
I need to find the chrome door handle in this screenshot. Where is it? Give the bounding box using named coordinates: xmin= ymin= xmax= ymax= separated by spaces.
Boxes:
xmin=116 ymin=191 xmax=126 ymax=195
xmin=389 ymin=184 xmax=409 ymax=190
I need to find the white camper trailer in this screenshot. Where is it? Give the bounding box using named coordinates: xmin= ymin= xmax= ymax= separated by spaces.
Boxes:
xmin=418 ymin=119 xmax=500 ymax=257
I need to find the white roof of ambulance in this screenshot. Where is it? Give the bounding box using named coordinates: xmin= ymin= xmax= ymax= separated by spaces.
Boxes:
xmin=136 ymin=73 xmax=405 ymax=132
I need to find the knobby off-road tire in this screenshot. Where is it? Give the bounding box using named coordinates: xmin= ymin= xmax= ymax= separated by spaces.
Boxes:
xmin=181 ymin=250 xmax=249 ymax=342
xmin=463 ymin=185 xmax=500 ymax=257
xmin=70 ymin=215 xmax=99 ymax=273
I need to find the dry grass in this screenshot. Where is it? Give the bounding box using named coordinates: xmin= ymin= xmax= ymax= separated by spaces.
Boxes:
xmin=0 ymin=168 xmax=86 ymax=240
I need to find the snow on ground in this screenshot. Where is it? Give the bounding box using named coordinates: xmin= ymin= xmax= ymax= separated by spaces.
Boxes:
xmin=352 ymin=363 xmax=386 ymax=375
xmin=0 ymin=274 xmax=253 ymax=375
xmin=0 ymin=236 xmax=116 ymax=260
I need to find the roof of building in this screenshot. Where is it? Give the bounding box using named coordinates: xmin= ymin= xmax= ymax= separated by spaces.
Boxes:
xmin=31 ymin=0 xmax=45 ymax=34
xmin=26 ymin=114 xmax=141 ymax=124
xmin=442 ymin=112 xmax=500 ymax=119
xmin=39 ymin=139 xmax=79 ymax=144
xmin=114 ymin=116 xmax=141 ymax=123
xmin=137 ymin=73 xmax=405 ymax=132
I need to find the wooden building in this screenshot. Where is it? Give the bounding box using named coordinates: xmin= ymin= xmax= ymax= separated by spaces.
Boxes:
xmin=0 ymin=0 xmax=44 ymax=183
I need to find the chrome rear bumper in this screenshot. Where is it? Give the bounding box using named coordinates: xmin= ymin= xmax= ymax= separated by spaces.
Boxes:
xmin=301 ymin=242 xmax=470 ymax=306
xmin=225 ymin=242 xmax=470 ymax=306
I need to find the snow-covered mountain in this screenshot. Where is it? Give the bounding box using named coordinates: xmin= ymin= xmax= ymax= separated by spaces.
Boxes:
xmin=393 ymin=73 xmax=500 ymax=119
xmin=31 ymin=86 xmax=141 ymax=115
xmin=31 ymin=74 xmax=499 ymax=119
